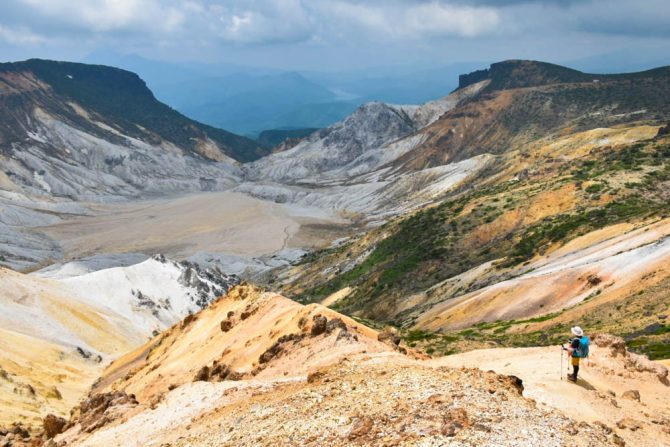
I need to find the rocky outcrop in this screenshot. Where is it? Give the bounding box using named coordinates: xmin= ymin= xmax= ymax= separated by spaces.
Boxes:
xmin=193 ymin=366 xmax=210 ymax=382
xmin=592 ymin=333 xmax=627 ymax=356
xmin=592 ymin=333 xmax=669 ymax=385
xmin=64 ymin=361 xmax=617 ymax=446
xmin=616 ymin=417 xmax=642 ymax=431
xmin=219 ymin=319 xmax=233 ymax=332
xmin=621 ymin=389 xmax=640 ymax=401
xmin=45 ymin=386 xmax=62 ymax=400
xmin=310 ymin=315 xmax=327 ymax=336
xmin=377 ymin=327 xmax=401 ymax=347
xmin=626 ymin=352 xmax=669 ymax=385
xmin=43 ymin=414 xmax=66 ymax=439
xmin=258 ymin=333 xmax=305 ymax=364
xmin=0 ymin=424 xmax=30 ymax=442
xmin=173 ymin=257 xmax=239 ymax=307
xmin=193 ymin=361 xmax=241 ymax=383
xmin=72 ymin=391 xmax=138 ymax=433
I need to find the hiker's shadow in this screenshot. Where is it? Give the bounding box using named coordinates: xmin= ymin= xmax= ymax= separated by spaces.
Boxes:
xmin=574 ymin=378 xmax=596 ymax=391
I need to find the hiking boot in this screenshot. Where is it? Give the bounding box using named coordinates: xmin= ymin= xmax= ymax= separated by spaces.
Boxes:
xmin=567 ymin=375 xmax=577 ymax=382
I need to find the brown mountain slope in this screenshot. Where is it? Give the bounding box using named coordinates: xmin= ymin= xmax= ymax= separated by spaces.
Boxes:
xmin=394 ymin=60 xmax=670 ymax=171
xmin=48 ymin=285 xmax=640 ymax=447
xmin=87 ymin=284 xmax=405 ymax=406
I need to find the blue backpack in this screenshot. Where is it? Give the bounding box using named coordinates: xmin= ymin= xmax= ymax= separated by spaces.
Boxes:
xmin=575 ymin=336 xmax=590 ymax=358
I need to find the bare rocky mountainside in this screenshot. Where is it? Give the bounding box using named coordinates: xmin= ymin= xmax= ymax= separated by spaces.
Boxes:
xmin=0 ymin=59 xmax=267 ymax=271
xmin=1 ymin=59 xmax=670 ymax=446
xmin=0 ymin=59 xmax=262 ymax=199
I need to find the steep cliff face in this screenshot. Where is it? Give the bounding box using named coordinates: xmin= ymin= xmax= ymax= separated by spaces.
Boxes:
xmin=0 ymin=60 xmax=266 ymax=162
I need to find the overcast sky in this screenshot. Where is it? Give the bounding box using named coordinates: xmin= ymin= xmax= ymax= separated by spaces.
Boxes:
xmin=1 ymin=0 xmax=669 ymax=71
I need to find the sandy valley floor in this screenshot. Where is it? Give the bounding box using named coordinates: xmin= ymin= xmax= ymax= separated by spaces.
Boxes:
xmin=37 ymin=191 xmax=348 ymax=264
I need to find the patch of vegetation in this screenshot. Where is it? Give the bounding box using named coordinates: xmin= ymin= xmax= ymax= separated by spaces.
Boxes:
xmin=504 ymin=196 xmax=668 ymax=266
xmin=636 ymin=341 xmax=670 ymax=360
xmin=585 ymin=183 xmax=604 ymax=193
xmin=404 ymin=330 xmax=437 ymax=343
xmin=298 ymin=192 xmax=516 ymax=315
xmin=572 ymin=141 xmax=669 ymax=182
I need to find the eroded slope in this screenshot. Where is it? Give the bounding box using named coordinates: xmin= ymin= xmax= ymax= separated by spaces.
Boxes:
xmin=0 ymin=256 xmax=237 ymax=427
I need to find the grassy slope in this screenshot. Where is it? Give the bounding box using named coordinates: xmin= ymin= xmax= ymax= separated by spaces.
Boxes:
xmin=292 ymin=132 xmax=670 ymax=309
xmin=282 ymin=127 xmax=670 ymax=359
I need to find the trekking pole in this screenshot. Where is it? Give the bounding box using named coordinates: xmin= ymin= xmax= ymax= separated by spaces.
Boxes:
xmin=560 ymin=345 xmax=563 ymax=381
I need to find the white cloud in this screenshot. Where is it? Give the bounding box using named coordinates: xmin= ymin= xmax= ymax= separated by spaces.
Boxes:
xmin=408 ymin=2 xmax=500 ymax=37
xmin=1 ymin=0 xmax=668 ymax=66
xmin=2 ymin=0 xmax=501 ymax=47
xmin=210 ymin=0 xmax=315 ymax=44
xmin=16 ymin=0 xmax=185 ymax=33
xmin=0 ymin=24 xmax=45 ymax=44
xmin=319 ymin=1 xmax=500 ymax=39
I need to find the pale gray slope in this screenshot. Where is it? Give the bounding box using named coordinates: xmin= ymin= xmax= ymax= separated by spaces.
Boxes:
xmin=236 ymin=81 xmax=490 ymax=217
xmin=5 ymin=108 xmax=241 ymax=200
xmin=243 ymin=81 xmax=487 ymax=184
xmin=1 ymin=104 xmax=242 ymax=270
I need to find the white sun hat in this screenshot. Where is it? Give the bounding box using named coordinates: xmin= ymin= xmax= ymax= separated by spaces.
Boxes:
xmin=571 ymin=326 xmax=584 ymax=337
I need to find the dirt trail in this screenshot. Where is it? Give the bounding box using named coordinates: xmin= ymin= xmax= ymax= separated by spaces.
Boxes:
xmin=432 ymin=343 xmax=670 ymax=447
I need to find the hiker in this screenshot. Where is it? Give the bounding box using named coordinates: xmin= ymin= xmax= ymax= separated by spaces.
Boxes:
xmin=563 ymin=326 xmax=589 ymax=382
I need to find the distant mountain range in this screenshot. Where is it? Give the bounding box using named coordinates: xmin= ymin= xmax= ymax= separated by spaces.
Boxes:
xmin=84 ymin=51 xmax=483 ymax=137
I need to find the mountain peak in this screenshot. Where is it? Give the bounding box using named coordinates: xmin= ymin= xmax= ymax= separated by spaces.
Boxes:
xmin=458 ymin=59 xmax=670 ymax=92
xmin=458 ymin=59 xmax=589 ymax=91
